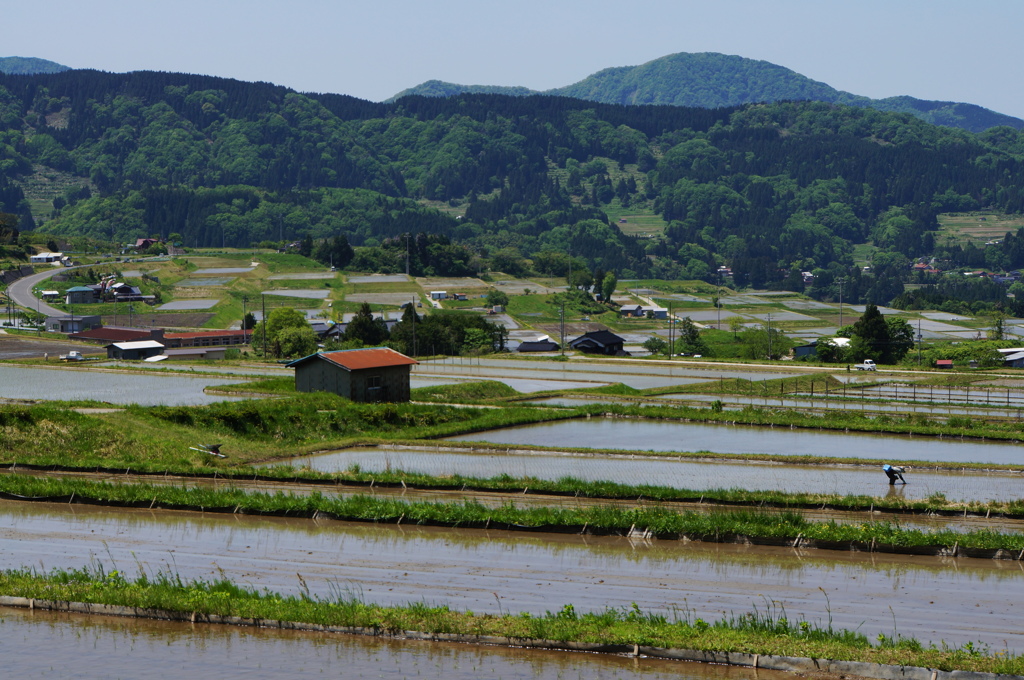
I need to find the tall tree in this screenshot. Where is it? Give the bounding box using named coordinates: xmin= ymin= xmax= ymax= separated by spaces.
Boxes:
xmin=343 ymin=302 xmax=390 ymax=346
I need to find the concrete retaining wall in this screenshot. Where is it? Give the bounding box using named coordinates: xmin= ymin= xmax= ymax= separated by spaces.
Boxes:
xmin=0 ymin=596 xmax=1018 ymax=680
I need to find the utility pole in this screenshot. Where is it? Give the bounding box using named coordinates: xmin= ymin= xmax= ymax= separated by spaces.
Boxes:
xmin=668 ymin=301 xmax=674 ymax=358
xmin=405 ymin=233 xmax=410 ymax=277
xmin=917 ymin=318 xmax=922 ymax=366
xmin=838 ymin=277 xmax=845 ymax=329
xmin=261 ymin=294 xmax=267 ymax=357
xmin=559 ymin=304 xmax=565 ymax=355
xmin=767 ymin=312 xmax=772 ymax=361
xmin=242 ymin=295 xmax=249 ymax=344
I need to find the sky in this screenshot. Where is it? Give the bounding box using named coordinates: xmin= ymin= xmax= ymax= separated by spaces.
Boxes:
xmin=6 ymin=0 xmax=1024 ymax=118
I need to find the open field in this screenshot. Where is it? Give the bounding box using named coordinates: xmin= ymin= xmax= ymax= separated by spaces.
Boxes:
xmin=936 ymin=212 xmax=1024 ymax=244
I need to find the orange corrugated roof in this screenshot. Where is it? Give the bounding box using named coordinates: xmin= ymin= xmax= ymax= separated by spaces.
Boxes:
xmin=164 ymin=330 xmax=247 ymax=339
xmin=319 ymin=348 xmax=417 ymax=370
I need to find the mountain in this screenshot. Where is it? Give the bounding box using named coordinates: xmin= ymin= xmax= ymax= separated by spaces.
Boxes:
xmin=0 ymin=57 xmax=70 ymax=75
xmin=393 ymin=52 xmax=1023 ymax=133
xmin=3 ymin=69 xmax=1024 ymax=299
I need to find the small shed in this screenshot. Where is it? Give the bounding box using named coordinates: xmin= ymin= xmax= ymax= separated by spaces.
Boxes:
xmin=106 ymin=340 xmax=166 ymax=360
xmin=288 ymin=347 xmax=418 ymax=403
xmin=935 ymin=359 xmax=953 ymax=370
xmin=430 ymin=291 xmax=448 ymax=300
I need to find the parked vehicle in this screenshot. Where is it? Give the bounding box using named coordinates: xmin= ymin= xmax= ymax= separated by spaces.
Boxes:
xmin=59 ymin=350 xmax=85 ymax=361
xmin=854 ymin=359 xmax=877 ymax=371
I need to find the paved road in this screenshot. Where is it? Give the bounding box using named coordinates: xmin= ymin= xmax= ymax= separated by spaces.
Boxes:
xmin=6 ymin=267 xmax=69 ymax=317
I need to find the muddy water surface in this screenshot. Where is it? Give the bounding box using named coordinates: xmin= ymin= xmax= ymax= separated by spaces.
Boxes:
xmin=2 ymin=501 xmax=1022 ymax=649
xmin=1 ymin=607 xmax=763 ymax=680
xmin=447 ymin=419 xmax=1024 ymax=465
xmin=276 ymin=447 xmax=1024 ymax=503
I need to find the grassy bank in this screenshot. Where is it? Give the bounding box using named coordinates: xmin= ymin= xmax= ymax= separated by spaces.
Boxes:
xmin=0 ymin=565 xmax=1017 ymax=674
xmin=0 ymin=394 xmax=576 ymax=471
xmin=3 ymin=474 xmax=1024 ymax=554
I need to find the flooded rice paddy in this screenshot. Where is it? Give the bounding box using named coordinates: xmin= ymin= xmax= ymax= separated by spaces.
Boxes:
xmin=418 ymin=357 xmax=808 ymax=390
xmin=0 ymin=607 xmax=776 ymax=680
xmin=447 ymin=418 xmax=1024 ymax=465
xmin=2 ymin=501 xmax=1023 ymax=649
xmin=272 ymin=447 xmax=1024 ymax=503
xmin=0 ymin=365 xmax=246 ymax=405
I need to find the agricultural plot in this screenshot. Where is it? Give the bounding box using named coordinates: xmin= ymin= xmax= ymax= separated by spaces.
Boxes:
xmin=346 ymin=292 xmax=419 ymax=305
xmin=159 ymin=299 xmax=220 ymax=310
xmin=937 ymin=212 xmax=1024 ymax=244
xmin=192 ymin=267 xmax=255 ymax=274
xmin=263 ymin=289 xmax=329 ymax=299
xmin=267 ymin=272 xmax=335 ymax=280
xmin=346 ymin=274 xmax=410 ymax=284
xmin=174 ymin=278 xmax=234 ymax=287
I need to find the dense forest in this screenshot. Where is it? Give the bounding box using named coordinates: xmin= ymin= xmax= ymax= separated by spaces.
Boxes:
xmin=4 ymin=69 xmax=1024 ymax=302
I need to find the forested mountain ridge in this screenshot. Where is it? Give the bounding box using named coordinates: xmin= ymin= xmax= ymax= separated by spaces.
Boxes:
xmin=0 ymin=57 xmax=70 ymax=75
xmin=394 ymin=52 xmax=1024 ymax=134
xmin=3 ymin=68 xmax=1024 ymax=301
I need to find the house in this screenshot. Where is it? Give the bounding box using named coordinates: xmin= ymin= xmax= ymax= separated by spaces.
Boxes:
xmin=517 ymin=339 xmax=560 ymax=353
xmin=453 ymin=293 xmax=468 ymax=301
xmin=1004 ymin=352 xmax=1024 ymax=369
xmin=65 ymin=286 xmax=97 ymax=305
xmin=46 ymin=315 xmax=101 ymax=333
xmin=288 ymin=347 xmax=418 ymax=403
xmin=793 ymin=336 xmax=850 ymax=358
xmin=620 ymin=305 xmax=668 ymax=319
xmin=29 ymin=252 xmax=63 ymax=263
xmin=105 ymin=340 xmax=166 ymax=360
xmin=568 ymin=330 xmax=627 ymax=355
xmin=134 ymin=238 xmax=159 ymax=251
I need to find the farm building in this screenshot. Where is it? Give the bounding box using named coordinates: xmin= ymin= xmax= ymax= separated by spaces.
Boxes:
xmin=105 ymin=340 xmax=166 ymax=360
xmin=568 ymin=330 xmax=627 ymax=355
xmin=288 ymin=347 xmax=418 ymax=403
xmin=46 ymin=315 xmax=101 ymax=333
xmin=517 ymin=339 xmax=560 ymax=352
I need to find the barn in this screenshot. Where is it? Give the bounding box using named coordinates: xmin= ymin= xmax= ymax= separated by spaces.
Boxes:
xmin=288 ymin=347 xmax=418 ymax=403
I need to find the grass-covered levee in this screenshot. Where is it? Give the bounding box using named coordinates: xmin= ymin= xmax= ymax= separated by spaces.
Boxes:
xmin=0 ymin=393 xmax=575 ymax=472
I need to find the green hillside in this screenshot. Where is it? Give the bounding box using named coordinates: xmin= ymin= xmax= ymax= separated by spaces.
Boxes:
xmin=0 ymin=57 xmax=70 ymax=75
xmin=388 ymin=80 xmax=536 ymax=101
xmin=3 ymin=69 xmax=1024 ymax=306
xmin=393 ymin=52 xmax=1023 ymax=133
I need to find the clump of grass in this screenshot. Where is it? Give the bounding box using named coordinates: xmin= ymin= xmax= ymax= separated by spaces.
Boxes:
xmin=411 ymin=381 xmax=519 ymax=403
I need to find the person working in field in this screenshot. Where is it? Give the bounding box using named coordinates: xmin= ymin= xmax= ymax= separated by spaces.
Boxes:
xmin=882 ymin=464 xmax=907 ymax=485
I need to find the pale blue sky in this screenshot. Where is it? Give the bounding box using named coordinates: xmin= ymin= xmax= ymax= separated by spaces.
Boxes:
xmin=7 ymin=0 xmax=1024 ymax=118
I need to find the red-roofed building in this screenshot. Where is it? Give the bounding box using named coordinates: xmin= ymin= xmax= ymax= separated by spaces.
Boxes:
xmin=163 ymin=329 xmax=248 ymax=347
xmin=287 ymin=347 xmax=418 ymax=402
xmin=69 ymin=327 xmax=164 ymax=343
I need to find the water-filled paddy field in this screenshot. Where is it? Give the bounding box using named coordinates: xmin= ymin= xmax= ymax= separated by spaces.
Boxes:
xmin=0 ymin=365 xmax=246 ymax=405
xmin=272 ymin=447 xmax=1024 ymax=503
xmin=447 ymin=418 xmax=1024 ymax=465
xmin=0 ymin=606 xmax=766 ymax=680
xmin=1 ymin=501 xmax=1020 ymax=648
